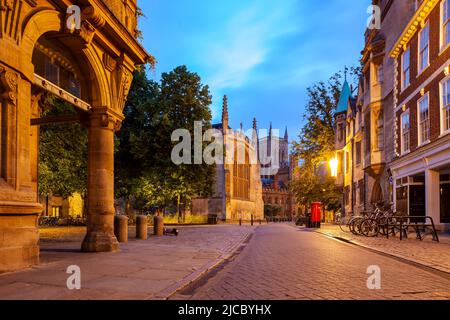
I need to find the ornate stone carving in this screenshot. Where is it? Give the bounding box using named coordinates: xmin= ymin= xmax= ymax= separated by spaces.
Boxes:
xmin=65 ymin=6 xmax=105 ymax=47
xmin=116 ymin=64 xmax=133 ymax=111
xmin=0 ymin=65 xmax=19 ymax=105
xmin=103 ymin=53 xmax=117 ymax=72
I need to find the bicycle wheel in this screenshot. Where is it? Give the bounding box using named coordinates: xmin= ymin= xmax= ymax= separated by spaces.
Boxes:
xmin=354 ymin=217 xmax=365 ymax=235
xmin=338 ymin=216 xmax=350 ymax=233
xmin=361 ymin=218 xmax=379 ymax=237
xmin=349 ymin=217 xmax=362 ymax=235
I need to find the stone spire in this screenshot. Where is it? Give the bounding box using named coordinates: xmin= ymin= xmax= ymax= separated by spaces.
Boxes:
xmin=284 ymin=126 xmax=288 ymax=141
xmin=252 ymin=117 xmax=259 ymax=161
xmin=240 ymin=121 xmax=243 ymax=132
xmin=268 ymin=122 xmax=273 ymax=157
xmin=222 ymin=95 xmax=228 ymax=134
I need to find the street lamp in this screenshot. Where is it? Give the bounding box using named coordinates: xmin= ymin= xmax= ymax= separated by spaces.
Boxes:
xmin=329 ymin=157 xmax=338 ymax=178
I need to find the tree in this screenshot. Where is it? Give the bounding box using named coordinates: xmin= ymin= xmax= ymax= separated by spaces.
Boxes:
xmin=291 ymin=67 xmax=359 ymax=212
xmin=116 ymin=66 xmax=215 ymax=213
xmin=115 ymin=68 xmax=161 ymax=214
xmin=38 ymin=95 xmax=88 ymax=199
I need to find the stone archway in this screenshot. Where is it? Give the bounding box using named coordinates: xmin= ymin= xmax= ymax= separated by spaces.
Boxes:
xmin=371 ymin=180 xmax=384 ymax=204
xmin=0 ymin=0 xmax=150 ymax=272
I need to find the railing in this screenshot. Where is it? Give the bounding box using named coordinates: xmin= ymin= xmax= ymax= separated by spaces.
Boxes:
xmin=384 ymin=216 xmax=439 ymax=242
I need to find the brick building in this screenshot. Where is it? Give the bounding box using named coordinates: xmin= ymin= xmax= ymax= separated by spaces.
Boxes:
xmin=390 ymin=0 xmax=450 ymax=230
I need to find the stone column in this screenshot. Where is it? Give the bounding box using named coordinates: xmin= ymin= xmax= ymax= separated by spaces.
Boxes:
xmin=0 ymin=65 xmax=41 ymax=272
xmin=425 ymin=169 xmax=441 ymax=229
xmin=81 ymin=109 xmax=120 ymax=252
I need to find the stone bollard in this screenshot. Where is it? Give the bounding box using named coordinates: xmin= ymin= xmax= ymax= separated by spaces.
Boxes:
xmin=239 ymin=218 xmax=242 ymax=226
xmin=154 ymin=215 xmax=164 ymax=236
xmin=136 ymin=215 xmax=148 ymax=240
xmin=114 ymin=215 xmax=128 ymax=243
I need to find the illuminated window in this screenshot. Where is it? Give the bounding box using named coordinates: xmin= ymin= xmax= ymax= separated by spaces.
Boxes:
xmin=232 ymin=141 xmax=250 ymax=200
xmin=418 ymin=93 xmax=430 ymax=145
xmin=52 ymin=206 xmax=62 ymax=218
xmin=418 ymin=22 xmax=429 ymax=73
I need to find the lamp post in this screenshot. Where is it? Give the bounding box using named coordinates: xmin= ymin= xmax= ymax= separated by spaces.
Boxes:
xmin=329 ymin=157 xmax=338 ymax=178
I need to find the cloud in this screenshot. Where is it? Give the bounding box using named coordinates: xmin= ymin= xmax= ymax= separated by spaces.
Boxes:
xmin=199 ymin=0 xmax=301 ymax=91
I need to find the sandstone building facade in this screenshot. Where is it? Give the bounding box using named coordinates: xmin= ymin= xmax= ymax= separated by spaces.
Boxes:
xmin=334 ymin=0 xmax=415 ymax=216
xmin=0 ymin=0 xmax=150 ymax=272
xmin=191 ymin=96 xmax=264 ymax=222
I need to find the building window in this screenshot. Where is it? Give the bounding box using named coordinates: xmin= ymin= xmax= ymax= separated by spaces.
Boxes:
xmin=337 ymin=123 xmax=344 ymax=141
xmin=355 ymin=141 xmax=361 ymax=165
xmin=337 ymin=152 xmax=343 ymax=174
xmin=345 ymin=151 xmax=350 ymax=173
xmin=418 ymin=93 xmax=430 ymax=145
xmin=376 ymin=110 xmax=384 ymax=150
xmin=358 ymin=180 xmax=364 ymax=205
xmin=52 ymin=206 xmax=62 ymax=218
xmin=365 ymin=113 xmax=371 ymax=154
xmin=375 ymin=64 xmax=383 ymax=84
xmin=418 ymin=22 xmax=429 ymax=73
xmin=402 ymin=46 xmax=410 ymax=89
xmin=401 ymin=111 xmax=410 ymax=154
xmin=443 ymin=0 xmax=450 ymax=48
xmin=45 ymin=58 xmax=60 ymax=86
xmin=441 ymin=77 xmax=450 ymax=133
xmin=344 ymin=186 xmax=350 ymax=206
xmin=232 ymin=143 xmax=250 ymax=200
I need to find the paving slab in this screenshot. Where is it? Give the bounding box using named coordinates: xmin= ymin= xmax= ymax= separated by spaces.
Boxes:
xmin=313 ymin=224 xmax=450 ymax=274
xmin=0 ymin=225 xmax=254 ymax=300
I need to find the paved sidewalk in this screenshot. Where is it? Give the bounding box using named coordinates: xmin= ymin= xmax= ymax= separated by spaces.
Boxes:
xmin=0 ymin=225 xmax=255 ymax=300
xmin=311 ymin=224 xmax=450 ymax=274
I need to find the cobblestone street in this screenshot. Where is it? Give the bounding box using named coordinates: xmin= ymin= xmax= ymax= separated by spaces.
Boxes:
xmin=173 ymin=224 xmax=450 ymax=300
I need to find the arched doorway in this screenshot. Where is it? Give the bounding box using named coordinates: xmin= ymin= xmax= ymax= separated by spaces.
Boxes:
xmin=371 ymin=180 xmax=384 ymax=204
xmin=0 ymin=2 xmax=150 ymax=272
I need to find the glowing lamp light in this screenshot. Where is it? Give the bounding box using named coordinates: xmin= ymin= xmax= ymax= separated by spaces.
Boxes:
xmin=329 ymin=157 xmax=338 ymax=178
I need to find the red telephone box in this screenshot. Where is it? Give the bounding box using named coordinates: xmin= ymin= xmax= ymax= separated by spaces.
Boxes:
xmin=311 ymin=202 xmax=322 ymax=227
